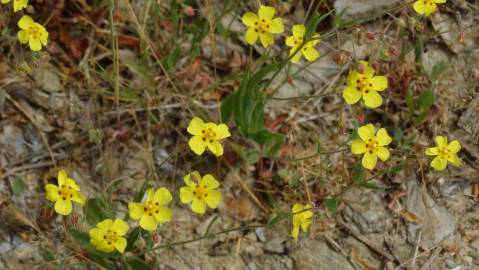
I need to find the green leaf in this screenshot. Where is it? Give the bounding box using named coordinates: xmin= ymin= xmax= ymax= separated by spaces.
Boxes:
xmin=359 ymin=181 xmax=380 ymax=190
xmin=126 ymin=258 xmax=152 ymax=270
xmin=85 ymin=198 xmax=108 ymax=226
xmin=278 ymin=169 xmax=289 ymax=179
xmin=391 ymin=163 xmax=407 ymax=173
xmin=124 ymin=227 xmax=141 ymax=252
xmin=417 ymin=90 xmax=434 ymax=111
xmin=38 ymin=246 xmax=55 ymax=263
xmin=392 ymin=127 xmax=403 ymax=146
xmin=250 ymin=129 xmax=285 ymax=157
xmin=351 ymin=163 xmax=365 ymax=184
xmin=11 ymin=176 xmax=27 ymax=196
xmin=266 ymin=211 xmax=289 ymax=229
xmin=405 ymin=88 xmax=415 ymax=111
xmin=220 ymin=92 xmax=236 ymax=123
xmin=430 ymin=61 xmax=449 ymax=82
xmin=325 ymin=197 xmax=339 ymax=214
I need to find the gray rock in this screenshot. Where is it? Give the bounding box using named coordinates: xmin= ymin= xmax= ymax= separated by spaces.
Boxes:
xmin=406 ymin=178 xmax=457 ymax=249
xmin=32 ymin=68 xmax=62 ymax=93
xmin=0 ymin=124 xmax=29 ymax=164
xmin=334 ymin=0 xmax=402 ymax=19
xmin=290 ymin=239 xmax=355 ymax=270
xmin=264 ymin=236 xmax=286 ymax=254
xmin=341 ymin=186 xmax=393 ymax=234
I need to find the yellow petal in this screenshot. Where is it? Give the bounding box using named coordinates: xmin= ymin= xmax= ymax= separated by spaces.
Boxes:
xmin=153 ymin=187 xmax=172 ymax=205
xmin=448 ymin=154 xmax=461 ymax=167
xmin=342 ymin=86 xmax=362 ymax=105
xmin=292 ymin=24 xmax=305 ymax=37
xmin=146 ymin=188 xmax=155 ymax=202
xmin=184 ymin=171 xmax=201 ymax=186
xmin=1 ymin=0 xmax=10 ymax=4
xmin=300 ymin=219 xmax=312 ymax=232
xmin=363 ymin=91 xmax=383 ymax=108
xmin=97 ymin=219 xmax=113 ymax=230
xmin=54 ymin=199 xmax=72 ymax=215
xmin=139 ymin=214 xmax=157 ymax=231
xmin=359 ymin=61 xmax=374 ymax=78
xmin=358 ymin=124 xmax=375 ymax=142
xmin=39 ymin=29 xmax=48 ymax=46
xmin=189 ymin=136 xmax=207 ymax=155
xmin=205 ymin=190 xmax=221 ymax=209
xmin=191 ymin=198 xmax=206 ymax=214
xmin=434 ymin=136 xmax=448 ymax=148
xmin=413 ymin=1 xmax=427 ymax=15
xmin=376 ymin=147 xmax=390 ymax=161
xmin=351 ymin=139 xmax=367 ymax=154
xmin=292 ymin=203 xmax=304 ymax=214
xmin=431 ymin=156 xmax=447 ymax=171
xmin=71 ymin=191 xmax=86 ymax=205
xmin=245 ymin=27 xmax=259 ymax=45
xmin=89 ymin=228 xmax=103 ymax=242
xmin=58 ymin=169 xmax=68 ymax=186
xmin=154 ymin=207 xmax=173 ymax=222
xmin=214 ymin=123 xmax=230 ymax=140
xmin=45 ymin=184 xmax=59 ymax=202
xmin=370 ymin=76 xmax=388 ymax=91
xmin=13 ymin=0 xmax=28 ymax=12
xmin=206 ymin=140 xmax=224 ymax=157
xmin=18 ymin=15 xmax=33 ymax=30
xmin=347 ymin=70 xmax=361 ymax=87
xmin=259 ymin=32 xmax=274 ymax=48
xmin=242 ymin=12 xmax=258 ymax=26
xmin=303 ymin=47 xmax=319 ymax=62
xmin=425 ymin=147 xmax=438 ymax=156
xmin=291 ymin=225 xmax=300 ymax=239
xmin=289 ymin=48 xmax=302 ymax=63
xmin=29 ymin=37 xmax=42 ymax=51
xmin=201 ymin=174 xmax=220 ymax=190
xmin=258 ymin=5 xmax=275 ymax=20
xmin=187 ymin=117 xmax=205 ymax=136
xmin=128 ymin=202 xmax=145 ymax=220
xmin=268 ymin=18 xmax=284 ymax=34
xmin=285 ymin=36 xmax=296 ymax=47
xmin=17 ymin=30 xmax=28 ymax=44
xmin=112 ymin=218 xmax=129 ymax=236
xmin=434 ymin=0 xmax=446 ymax=3
xmin=376 ymin=128 xmax=392 ymax=146
xmin=447 ymin=140 xmax=461 ymax=153
xmin=114 ymin=237 xmax=127 ymax=254
xmin=362 ymin=152 xmax=378 ymax=170
xmin=180 ymin=187 xmax=194 ymax=203
xmin=66 ymin=178 xmax=80 ymax=191
xmin=424 ymin=2 xmax=437 ymax=16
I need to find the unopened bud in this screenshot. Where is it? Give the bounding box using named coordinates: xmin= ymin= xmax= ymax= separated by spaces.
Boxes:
xmin=185 ymin=6 xmax=195 ymax=17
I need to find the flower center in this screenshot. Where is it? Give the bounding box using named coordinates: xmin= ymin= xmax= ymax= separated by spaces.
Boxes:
xmin=366 ymin=138 xmax=379 ymax=154
xmin=253 ymin=19 xmax=270 ymax=34
xmin=192 ymin=184 xmax=208 ymax=200
xmin=438 ymin=147 xmax=450 ymax=159
xmin=355 ymin=77 xmax=373 ymax=94
xmin=423 ymin=0 xmax=435 ymax=6
xmin=201 ymin=128 xmax=216 ymax=144
xmin=143 ymin=200 xmax=160 ymax=216
xmin=57 ymin=185 xmax=73 ymax=201
xmin=292 ymin=37 xmax=304 ymax=48
xmin=28 ymin=25 xmax=41 ymax=39
xmin=103 ymin=230 xmax=118 ymax=245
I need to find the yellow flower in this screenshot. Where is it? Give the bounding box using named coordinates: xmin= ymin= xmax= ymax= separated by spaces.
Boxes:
xmin=187 ymin=116 xmax=230 ymax=157
xmin=342 ymin=61 xmax=388 ymax=108
xmin=179 ymin=171 xmax=222 ymax=214
xmin=351 ymin=124 xmax=392 ymax=170
xmin=413 ymin=0 xmax=446 ymax=16
xmin=17 ymin=15 xmax=49 ymax=51
xmin=291 ymin=203 xmax=313 ymax=239
xmin=1 ymin=0 xmax=28 ymax=12
xmin=285 ymin=24 xmax=320 ymax=63
xmin=425 ymin=136 xmax=461 ymax=171
xmin=242 ymin=5 xmax=284 ymax=48
xmin=89 ymin=218 xmax=129 ymax=253
xmin=45 ymin=170 xmax=86 ymax=216
xmin=128 ymin=187 xmax=173 ymax=231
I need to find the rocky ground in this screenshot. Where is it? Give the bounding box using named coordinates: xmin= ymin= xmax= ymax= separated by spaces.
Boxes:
xmin=0 ymin=0 xmax=478 ymax=269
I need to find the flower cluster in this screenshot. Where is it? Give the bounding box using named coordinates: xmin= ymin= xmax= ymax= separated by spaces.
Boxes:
xmin=1 ymin=1 xmax=49 ymax=51
xmin=242 ymin=5 xmax=320 ymax=63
